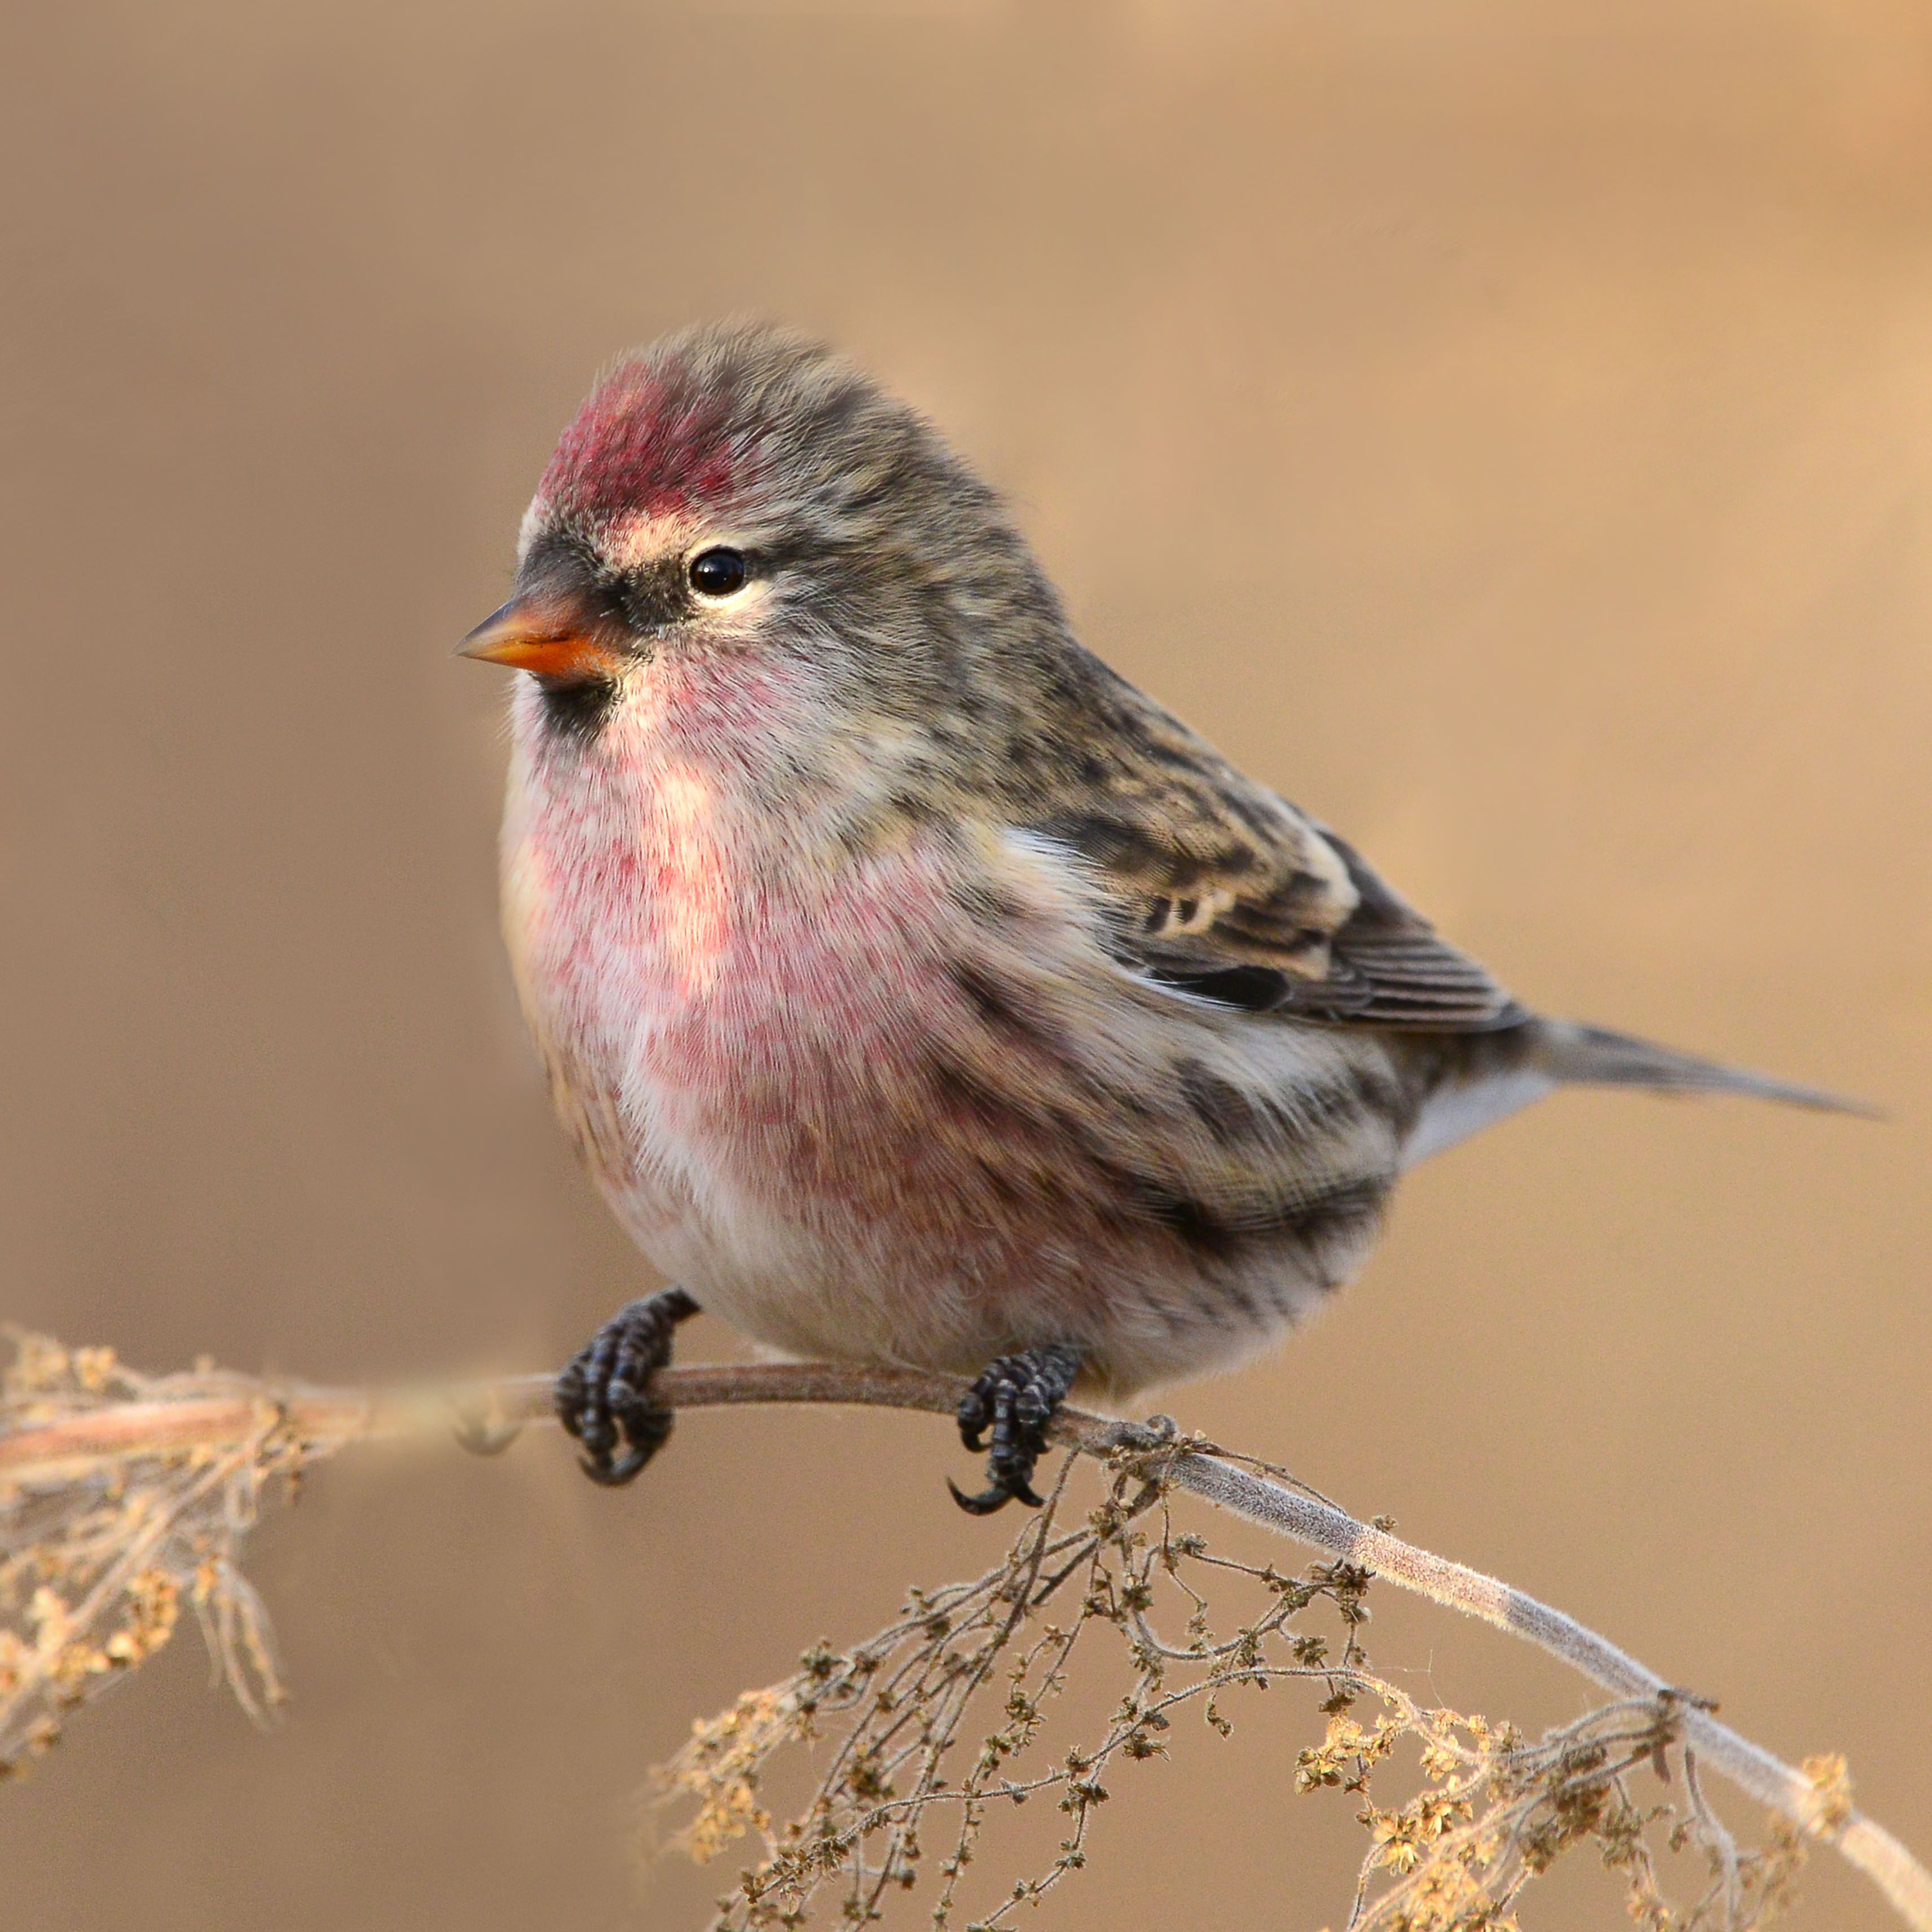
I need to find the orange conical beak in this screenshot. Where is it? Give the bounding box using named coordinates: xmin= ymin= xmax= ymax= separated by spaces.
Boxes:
xmin=457 ymin=590 xmax=632 ymax=681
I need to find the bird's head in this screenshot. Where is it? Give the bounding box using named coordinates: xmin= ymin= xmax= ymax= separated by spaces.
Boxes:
xmin=461 ymin=323 xmax=1068 ymax=758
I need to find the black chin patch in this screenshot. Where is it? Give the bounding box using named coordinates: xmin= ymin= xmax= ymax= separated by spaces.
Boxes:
xmin=536 ymin=674 xmax=620 ymax=743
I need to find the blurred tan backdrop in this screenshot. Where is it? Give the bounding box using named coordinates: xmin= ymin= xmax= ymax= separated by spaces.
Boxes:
xmin=5 ymin=2 xmax=1930 ymax=1927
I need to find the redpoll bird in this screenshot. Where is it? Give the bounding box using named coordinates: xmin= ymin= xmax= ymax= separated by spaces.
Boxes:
xmin=461 ymin=323 xmax=1863 ymax=1512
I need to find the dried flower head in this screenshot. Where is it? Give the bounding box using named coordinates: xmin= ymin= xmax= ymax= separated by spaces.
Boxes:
xmin=1 ymin=1331 xmax=292 ymax=1773
xmin=651 ymin=1443 xmax=1807 ymax=1932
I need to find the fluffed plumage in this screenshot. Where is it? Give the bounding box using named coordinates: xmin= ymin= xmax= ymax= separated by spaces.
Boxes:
xmin=463 ymin=322 xmax=1864 ymax=1492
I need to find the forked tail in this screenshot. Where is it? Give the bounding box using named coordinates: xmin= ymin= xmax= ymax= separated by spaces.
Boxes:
xmin=1401 ymin=1016 xmax=1876 ymax=1168
xmin=1530 ymin=1019 xmax=1878 ymax=1116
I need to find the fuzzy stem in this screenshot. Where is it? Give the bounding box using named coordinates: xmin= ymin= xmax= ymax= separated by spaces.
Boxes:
xmin=3 ymin=1359 xmax=1925 ymax=1929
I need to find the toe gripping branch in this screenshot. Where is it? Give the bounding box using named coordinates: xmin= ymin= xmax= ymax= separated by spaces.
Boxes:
xmin=554 ymin=1287 xmax=701 ymax=1486
xmin=949 ymin=1343 xmax=1084 ymax=1515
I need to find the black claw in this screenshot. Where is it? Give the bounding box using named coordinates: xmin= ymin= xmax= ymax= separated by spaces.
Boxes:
xmin=952 ymin=1484 xmax=997 ymax=1515
xmin=957 ymin=1386 xmax=993 ymax=1454
xmin=950 ymin=1344 xmax=1082 ymax=1516
xmin=580 ymin=1446 xmax=651 ymax=1487
xmin=555 ymin=1287 xmax=699 ymax=1488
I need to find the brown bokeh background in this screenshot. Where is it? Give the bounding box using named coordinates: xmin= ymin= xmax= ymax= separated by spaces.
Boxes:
xmin=5 ymin=2 xmax=1931 ymax=1926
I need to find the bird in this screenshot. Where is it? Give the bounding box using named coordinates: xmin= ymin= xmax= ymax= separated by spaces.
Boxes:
xmin=460 ymin=320 xmax=1866 ymax=1513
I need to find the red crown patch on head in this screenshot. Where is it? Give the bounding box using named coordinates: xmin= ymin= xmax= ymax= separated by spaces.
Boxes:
xmin=539 ymin=359 xmax=741 ymax=523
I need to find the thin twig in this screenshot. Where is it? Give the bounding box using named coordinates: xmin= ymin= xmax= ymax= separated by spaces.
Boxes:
xmin=2 ymin=1358 xmax=1926 ymax=1930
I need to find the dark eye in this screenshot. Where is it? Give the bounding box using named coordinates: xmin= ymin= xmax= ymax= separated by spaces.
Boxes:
xmin=688 ymin=547 xmax=748 ymax=597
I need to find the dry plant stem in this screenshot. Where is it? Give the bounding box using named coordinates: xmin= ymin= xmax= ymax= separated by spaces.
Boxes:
xmin=3 ymin=1359 xmax=1927 ymax=1931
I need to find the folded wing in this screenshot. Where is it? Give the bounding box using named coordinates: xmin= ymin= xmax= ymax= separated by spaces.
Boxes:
xmin=1022 ymin=754 xmax=1521 ymax=1032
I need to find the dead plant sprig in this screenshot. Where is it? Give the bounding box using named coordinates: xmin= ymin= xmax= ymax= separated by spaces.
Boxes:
xmin=653 ymin=1440 xmax=1807 ymax=1931
xmin=0 ymin=1333 xmax=291 ymax=1771
xmin=1 ymin=1332 xmax=1925 ymax=1932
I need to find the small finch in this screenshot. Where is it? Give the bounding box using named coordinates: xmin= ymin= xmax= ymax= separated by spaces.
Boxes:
xmin=461 ymin=322 xmax=1864 ymax=1511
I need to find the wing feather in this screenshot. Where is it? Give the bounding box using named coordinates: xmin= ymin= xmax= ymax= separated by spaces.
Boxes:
xmin=991 ymin=644 xmax=1520 ymax=1033
xmin=1023 ymin=784 xmax=1520 ymax=1033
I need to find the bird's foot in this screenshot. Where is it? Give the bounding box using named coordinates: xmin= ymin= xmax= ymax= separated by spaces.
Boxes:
xmin=949 ymin=1343 xmax=1084 ymax=1515
xmin=554 ymin=1287 xmax=699 ymax=1486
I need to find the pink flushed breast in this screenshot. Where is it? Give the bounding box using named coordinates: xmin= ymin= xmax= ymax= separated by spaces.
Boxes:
xmin=504 ymin=662 xmax=985 ymax=1222
xmin=505 ymin=650 xmax=1393 ymax=1387
xmin=510 ymin=791 xmax=1078 ymax=1385
xmin=523 ymin=807 xmax=955 ymax=1138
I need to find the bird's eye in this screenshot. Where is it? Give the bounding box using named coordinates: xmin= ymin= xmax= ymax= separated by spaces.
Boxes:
xmin=688 ymin=547 xmax=748 ymax=597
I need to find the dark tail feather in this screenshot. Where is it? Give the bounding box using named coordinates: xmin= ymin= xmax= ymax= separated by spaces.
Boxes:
xmin=1530 ymin=1020 xmax=1880 ymax=1118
